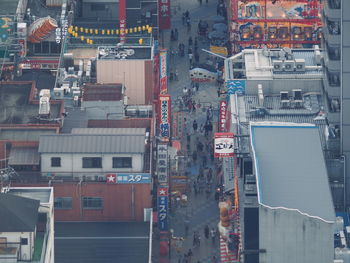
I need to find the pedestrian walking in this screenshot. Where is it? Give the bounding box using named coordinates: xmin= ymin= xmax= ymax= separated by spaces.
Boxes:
xmin=204 ymin=225 xmax=210 ymax=239
xmin=187 ymin=17 xmax=191 ymax=32
xmin=175 ymin=28 xmax=179 ymax=40
xmin=195 ymin=83 xmax=199 ymax=92
xmin=194 ymin=52 xmax=199 ymax=63
xmin=206 ymin=0 xmax=209 ymax=3
xmin=189 ymin=53 xmax=193 ymax=65
xmin=192 ymin=151 xmax=197 ymax=163
xmin=193 ymin=120 xmax=198 ymax=132
xmin=187 ymin=249 xmax=193 ymax=261
xmin=199 ymin=0 xmax=202 ymax=5
xmin=211 ymin=255 xmax=218 ymax=263
xmin=182 ymin=13 xmax=186 ymax=25
xmin=202 ymin=155 xmax=207 ymax=167
xmin=184 ymin=219 xmax=190 ymax=236
xmin=188 ymin=36 xmax=193 ymax=46
xmin=185 ymin=10 xmax=189 ymax=18
xmin=188 ymin=47 xmax=193 ymax=55
xmin=210 ymin=228 xmax=217 ymax=244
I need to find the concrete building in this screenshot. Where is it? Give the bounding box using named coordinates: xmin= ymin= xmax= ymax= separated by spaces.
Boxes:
xmin=244 ymin=122 xmax=335 ymax=263
xmin=322 ymin=0 xmax=350 ymax=210
xmin=39 ymin=129 xmax=149 ymax=179
xmin=0 ymin=187 xmax=54 ymax=263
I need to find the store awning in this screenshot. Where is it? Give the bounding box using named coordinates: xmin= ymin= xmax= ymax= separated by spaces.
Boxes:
xmin=9 ymin=147 xmax=40 ymax=165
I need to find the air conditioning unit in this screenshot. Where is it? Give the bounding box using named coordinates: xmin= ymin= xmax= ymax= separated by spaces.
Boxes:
xmin=280 ymin=91 xmax=290 ymax=108
xmin=53 ymin=87 xmax=64 ymax=99
xmin=125 ymin=107 xmax=137 ymax=116
xmin=284 ymin=60 xmax=295 ymax=71
xmin=258 ymin=84 xmax=264 ymax=106
xmin=272 ymin=60 xmax=283 ymax=72
xmin=295 ymin=58 xmax=305 ymax=72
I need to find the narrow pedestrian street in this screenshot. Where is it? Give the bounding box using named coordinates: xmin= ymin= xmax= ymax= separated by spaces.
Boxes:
xmin=163 ymin=0 xmax=223 ymax=262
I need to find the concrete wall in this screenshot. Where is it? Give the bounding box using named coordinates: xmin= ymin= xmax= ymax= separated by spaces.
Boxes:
xmin=245 ymin=79 xmax=323 ymax=95
xmin=41 ymin=153 xmax=144 ymax=176
xmin=97 ymin=60 xmax=152 ymax=105
xmin=259 ymin=206 xmax=333 ymax=263
xmin=341 ymin=0 xmax=350 ymax=209
xmin=82 ymin=2 xmax=118 ymax=20
xmin=1 ymin=232 xmax=33 ymax=261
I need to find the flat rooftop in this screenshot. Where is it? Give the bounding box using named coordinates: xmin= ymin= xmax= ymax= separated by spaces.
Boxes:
xmin=0 ymin=0 xmax=20 ymax=15
xmin=7 ymin=187 xmax=52 ymax=203
xmin=82 ymin=84 xmax=123 ymax=101
xmin=0 ymin=82 xmax=62 ymax=125
xmin=55 ymin=222 xmax=150 ymax=263
xmin=250 ymin=122 xmax=335 ymax=222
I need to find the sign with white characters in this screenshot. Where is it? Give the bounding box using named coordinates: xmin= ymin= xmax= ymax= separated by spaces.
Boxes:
xmin=106 ymin=173 xmax=151 ymax=184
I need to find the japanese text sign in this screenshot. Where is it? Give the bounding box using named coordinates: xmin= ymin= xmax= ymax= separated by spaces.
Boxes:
xmin=219 ymin=100 xmax=227 ymax=132
xmin=159 ymin=95 xmax=171 ymax=141
xmin=157 ymin=144 xmax=168 ymax=184
xmin=158 ymin=0 xmax=171 ymax=29
xmin=106 ymin=173 xmax=151 ymax=184
xmin=214 ymin=133 xmax=235 ymax=157
xmin=157 ymin=187 xmax=169 ymax=231
xmin=159 ymin=49 xmax=168 ymax=94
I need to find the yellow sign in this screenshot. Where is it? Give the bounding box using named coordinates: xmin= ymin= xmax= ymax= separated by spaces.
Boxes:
xmin=210 ymin=46 xmax=228 ymax=57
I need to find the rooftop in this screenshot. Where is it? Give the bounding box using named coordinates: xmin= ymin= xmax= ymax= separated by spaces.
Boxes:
xmin=250 ymin=122 xmax=335 ymax=222
xmin=8 ymin=146 xmax=40 ymax=165
xmin=0 ymin=0 xmax=20 ymax=15
xmin=55 ymin=222 xmax=150 ymax=263
xmin=0 ymin=127 xmax=58 ymax=141
xmin=0 ymin=82 xmax=63 ymax=126
xmin=7 ymin=187 xmax=53 ymax=203
xmin=71 ymin=127 xmax=146 ymax=135
xmin=82 ymin=84 xmax=123 ymax=101
xmin=39 ymin=134 xmax=146 ymax=154
xmin=0 ymin=193 xmax=39 ymax=232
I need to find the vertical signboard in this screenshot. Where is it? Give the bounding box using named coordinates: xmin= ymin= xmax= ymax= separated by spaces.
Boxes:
xmin=214 ymin=133 xmax=235 ymax=157
xmin=219 ymin=100 xmax=227 ymax=132
xmin=159 ymin=95 xmax=171 ymax=141
xmin=157 ymin=187 xmax=169 ymax=231
xmin=159 ymin=49 xmax=168 ymax=94
xmin=157 ymin=144 xmax=168 ymax=184
xmin=119 ymin=0 xmax=126 ymax=44
xmin=158 ymin=0 xmax=171 ymax=30
xmin=226 ymin=80 xmax=246 ymax=95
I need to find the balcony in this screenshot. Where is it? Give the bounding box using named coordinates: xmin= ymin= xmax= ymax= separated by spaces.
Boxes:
xmin=324 ymin=0 xmax=341 ymax=20
xmin=323 ymin=45 xmax=340 ymax=71
xmin=323 ymin=20 xmax=341 ymax=46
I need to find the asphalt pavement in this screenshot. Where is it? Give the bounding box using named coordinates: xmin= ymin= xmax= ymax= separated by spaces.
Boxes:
xmin=164 ymin=0 xmax=223 ymax=262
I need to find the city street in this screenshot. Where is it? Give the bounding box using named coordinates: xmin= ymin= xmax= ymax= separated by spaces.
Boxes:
xmin=164 ymin=0 xmax=223 ymax=262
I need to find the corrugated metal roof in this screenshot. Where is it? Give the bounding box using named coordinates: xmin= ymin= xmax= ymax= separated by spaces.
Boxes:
xmin=250 ymin=122 xmax=335 ymax=222
xmin=8 ymin=147 xmax=40 ymax=165
xmin=39 ymin=134 xmax=145 ymax=153
xmin=71 ymin=128 xmax=146 ymax=135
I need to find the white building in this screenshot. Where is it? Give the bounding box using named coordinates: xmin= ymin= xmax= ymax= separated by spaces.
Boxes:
xmin=38 ymin=128 xmax=149 ymax=179
xmin=0 ymin=187 xmax=54 ymax=263
xmin=247 ymin=122 xmax=335 ymax=263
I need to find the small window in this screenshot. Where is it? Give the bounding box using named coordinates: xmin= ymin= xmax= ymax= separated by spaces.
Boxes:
xmin=54 ymin=197 xmax=72 ymax=209
xmin=51 ymin=157 xmax=61 ymax=167
xmin=82 ymin=157 xmax=102 ymax=168
xmin=20 ymin=238 xmax=28 ymax=245
xmin=113 ymin=157 xmax=132 ymax=168
xmin=82 ymin=197 xmax=103 ymax=209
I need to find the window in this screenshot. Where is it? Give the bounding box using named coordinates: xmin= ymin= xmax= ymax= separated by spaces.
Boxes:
xmin=51 ymin=157 xmax=61 ymax=167
xmin=113 ymin=157 xmax=132 ymax=168
xmin=20 ymin=238 xmax=28 ymax=245
xmin=54 ymin=197 xmax=72 ymax=209
xmin=82 ymin=157 xmax=102 ymax=168
xmin=82 ymin=197 xmax=103 ymax=209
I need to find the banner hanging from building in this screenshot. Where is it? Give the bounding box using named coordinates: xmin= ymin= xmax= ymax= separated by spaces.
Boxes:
xmin=158 ymin=0 xmax=171 ymax=30
xmin=159 ymin=95 xmax=171 ymax=141
xmin=226 ymin=80 xmax=245 ymax=95
xmin=106 ymin=173 xmax=151 ymax=184
xmin=157 ymin=187 xmax=169 ymax=231
xmin=219 ymin=100 xmax=228 ymax=132
xmin=159 ymin=49 xmax=168 ymax=94
xmin=214 ymin=133 xmax=235 ymax=157
xmin=157 ymin=144 xmax=169 ymax=184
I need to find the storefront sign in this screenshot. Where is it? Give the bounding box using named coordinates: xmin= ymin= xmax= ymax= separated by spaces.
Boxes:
xmin=219 ymin=100 xmax=227 ymax=132
xmin=158 ymin=0 xmax=171 ymax=30
xmin=159 ymin=95 xmax=171 ymax=141
xmin=119 ymin=0 xmax=126 ymax=43
xmin=157 ymin=144 xmax=169 ymax=184
xmin=226 ymin=80 xmax=245 ymax=95
xmin=159 ymin=49 xmax=168 ymax=94
xmin=106 ymin=173 xmax=151 ymax=184
xmin=55 ymin=19 xmax=68 ymax=44
xmin=157 ymin=187 xmax=169 ymax=231
xmin=214 ymin=133 xmax=235 ymax=157
xmin=210 ymin=45 xmax=228 ymax=57
xmin=20 ymin=60 xmax=59 ymax=70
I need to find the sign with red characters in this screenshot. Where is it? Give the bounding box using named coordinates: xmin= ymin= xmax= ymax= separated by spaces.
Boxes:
xmin=158 ymin=0 xmax=171 ymax=29
xmin=159 ymin=49 xmax=168 ymax=94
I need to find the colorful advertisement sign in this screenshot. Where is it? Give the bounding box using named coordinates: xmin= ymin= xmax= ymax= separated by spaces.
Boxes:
xmin=210 ymin=45 xmax=228 ymax=57
xmin=219 ymin=100 xmax=228 ymax=132
xmin=157 ymin=187 xmax=169 ymax=231
xmin=159 ymin=49 xmax=168 ymax=94
xmin=159 ymin=95 xmax=171 ymax=141
xmin=214 ymin=133 xmax=235 ymax=157
xmin=157 ymin=144 xmax=169 ymax=184
xmin=159 ymin=0 xmax=171 ymax=30
xmin=119 ymin=0 xmax=126 ymax=43
xmin=106 ymin=173 xmax=151 ymax=184
xmin=226 ymin=80 xmax=245 ymax=95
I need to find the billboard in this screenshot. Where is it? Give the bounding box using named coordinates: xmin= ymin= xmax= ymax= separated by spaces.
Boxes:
xmin=159 ymin=49 xmax=168 ymax=94
xmin=214 ymin=133 xmax=235 ymax=157
xmin=157 ymin=187 xmax=169 ymax=231
xmin=106 ymin=173 xmax=151 ymax=184
xmin=226 ymin=80 xmax=245 ymax=95
xmin=159 ymin=0 xmax=171 ymax=30
xmin=157 ymin=144 xmax=169 ymax=184
xmin=159 ymin=95 xmax=171 ymax=141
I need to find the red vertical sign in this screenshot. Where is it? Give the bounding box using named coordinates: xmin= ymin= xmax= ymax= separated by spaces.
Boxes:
xmin=219 ymin=100 xmax=227 ymax=132
xmin=119 ymin=0 xmax=126 ymax=44
xmin=158 ymin=0 xmax=171 ymax=30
